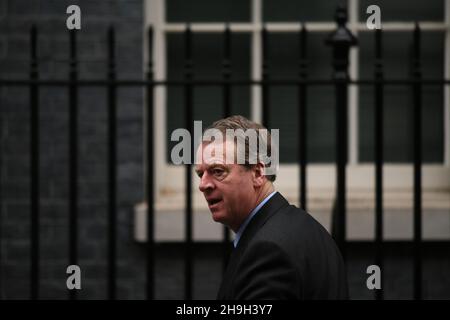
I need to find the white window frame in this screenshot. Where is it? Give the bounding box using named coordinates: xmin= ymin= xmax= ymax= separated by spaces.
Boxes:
xmin=144 ymin=0 xmax=450 ymax=210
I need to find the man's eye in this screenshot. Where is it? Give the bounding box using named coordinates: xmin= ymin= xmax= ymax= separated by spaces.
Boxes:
xmin=212 ymin=169 xmax=224 ymax=176
xmin=196 ymin=172 xmax=203 ymax=178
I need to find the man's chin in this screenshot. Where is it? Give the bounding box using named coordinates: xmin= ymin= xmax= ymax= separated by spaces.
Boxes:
xmin=211 ymin=210 xmax=225 ymax=223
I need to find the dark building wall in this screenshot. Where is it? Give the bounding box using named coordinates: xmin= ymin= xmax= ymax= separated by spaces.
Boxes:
xmin=0 ymin=0 xmax=146 ymax=299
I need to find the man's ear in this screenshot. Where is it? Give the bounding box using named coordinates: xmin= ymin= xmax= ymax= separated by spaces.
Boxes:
xmin=253 ymin=162 xmax=266 ymax=187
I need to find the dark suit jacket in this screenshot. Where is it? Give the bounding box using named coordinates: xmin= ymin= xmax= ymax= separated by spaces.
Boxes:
xmin=217 ymin=192 xmax=348 ymax=300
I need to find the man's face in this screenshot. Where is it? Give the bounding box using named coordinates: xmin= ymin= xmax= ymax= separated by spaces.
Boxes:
xmin=195 ymin=140 xmax=257 ymax=232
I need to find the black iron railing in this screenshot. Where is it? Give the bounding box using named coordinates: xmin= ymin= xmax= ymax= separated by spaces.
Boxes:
xmin=0 ymin=6 xmax=449 ymax=300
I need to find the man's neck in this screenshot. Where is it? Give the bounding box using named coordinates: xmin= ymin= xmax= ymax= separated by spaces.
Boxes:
xmin=230 ymin=183 xmax=275 ymax=233
xmin=231 ymin=185 xmax=276 ymax=242
xmin=253 ymin=183 xmax=275 ymax=208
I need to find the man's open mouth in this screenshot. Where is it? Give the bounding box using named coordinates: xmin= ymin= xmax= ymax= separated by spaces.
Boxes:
xmin=207 ymin=198 xmax=222 ymax=206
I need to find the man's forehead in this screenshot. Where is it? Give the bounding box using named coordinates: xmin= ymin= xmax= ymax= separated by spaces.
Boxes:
xmin=195 ymin=139 xmax=236 ymax=164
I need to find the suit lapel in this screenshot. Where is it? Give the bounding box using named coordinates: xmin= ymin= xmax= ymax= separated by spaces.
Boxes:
xmin=217 ymin=192 xmax=289 ymax=299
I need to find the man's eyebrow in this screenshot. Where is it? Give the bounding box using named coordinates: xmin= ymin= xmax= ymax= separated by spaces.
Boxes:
xmin=195 ymin=163 xmax=226 ymax=173
xmin=208 ymin=163 xmax=226 ymax=169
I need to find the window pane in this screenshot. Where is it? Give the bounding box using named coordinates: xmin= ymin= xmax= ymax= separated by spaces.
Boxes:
xmin=267 ymin=33 xmax=335 ymax=163
xmin=359 ymin=0 xmax=444 ymax=22
xmin=166 ymin=33 xmax=251 ymax=163
xmin=263 ymin=0 xmax=347 ymax=22
xmin=359 ymin=31 xmax=444 ymax=163
xmin=167 ymin=0 xmax=251 ymax=22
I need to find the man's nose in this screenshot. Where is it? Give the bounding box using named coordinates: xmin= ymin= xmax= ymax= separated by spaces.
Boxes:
xmin=199 ymin=173 xmax=215 ymax=193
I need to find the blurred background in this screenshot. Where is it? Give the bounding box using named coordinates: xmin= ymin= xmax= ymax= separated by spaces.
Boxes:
xmin=0 ymin=0 xmax=449 ymax=299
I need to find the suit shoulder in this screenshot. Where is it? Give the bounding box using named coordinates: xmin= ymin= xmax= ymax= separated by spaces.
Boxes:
xmin=252 ymin=204 xmax=339 ymax=257
xmin=259 ymin=205 xmax=326 ymax=237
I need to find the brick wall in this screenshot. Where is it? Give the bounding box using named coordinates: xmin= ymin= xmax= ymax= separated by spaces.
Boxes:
xmin=0 ymin=0 xmax=145 ymax=299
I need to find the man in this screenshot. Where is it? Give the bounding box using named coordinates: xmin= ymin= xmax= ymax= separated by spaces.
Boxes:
xmin=195 ymin=115 xmax=348 ymax=300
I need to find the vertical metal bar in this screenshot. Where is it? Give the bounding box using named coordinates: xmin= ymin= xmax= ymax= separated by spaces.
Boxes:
xmin=184 ymin=25 xmax=193 ymax=300
xmin=335 ymin=68 xmax=347 ymax=259
xmin=412 ymin=23 xmax=423 ymax=300
xmin=146 ymin=26 xmax=155 ymax=300
xmin=107 ymin=26 xmax=117 ymax=300
xmin=223 ymin=25 xmax=232 ymax=118
xmin=298 ymin=24 xmax=308 ymax=211
xmin=325 ymin=5 xmax=357 ymax=259
xmin=0 ymin=71 xmax=2 ymax=299
xmin=68 ymin=29 xmax=78 ymax=300
xmin=222 ymin=25 xmax=232 ymax=272
xmin=261 ymin=26 xmax=269 ymax=128
xmin=374 ymin=28 xmax=384 ymax=300
xmin=30 ymin=24 xmax=39 ymax=300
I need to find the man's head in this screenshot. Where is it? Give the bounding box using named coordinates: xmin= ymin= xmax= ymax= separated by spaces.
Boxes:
xmin=195 ymin=115 xmax=277 ymax=232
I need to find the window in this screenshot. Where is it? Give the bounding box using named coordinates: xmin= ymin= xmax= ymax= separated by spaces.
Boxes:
xmin=266 ymin=32 xmax=336 ymax=162
xmin=151 ymin=0 xmax=449 ymax=166
xmin=166 ymin=32 xmax=251 ymax=162
xmin=167 ymin=0 xmax=251 ymax=22
xmin=359 ymin=31 xmax=445 ymax=163
xmin=263 ymin=0 xmax=348 ymax=22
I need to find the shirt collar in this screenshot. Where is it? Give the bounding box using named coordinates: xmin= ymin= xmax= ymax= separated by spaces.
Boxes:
xmin=233 ymin=191 xmax=277 ymax=248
